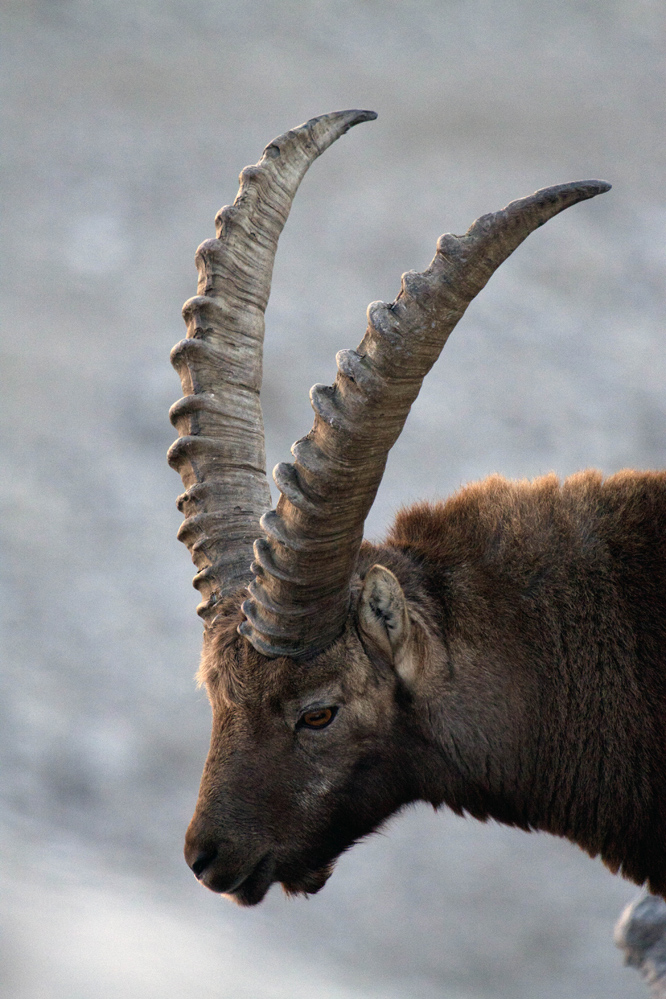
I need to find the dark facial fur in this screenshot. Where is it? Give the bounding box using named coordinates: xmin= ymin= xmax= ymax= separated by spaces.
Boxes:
xmin=185 ymin=603 xmax=429 ymax=904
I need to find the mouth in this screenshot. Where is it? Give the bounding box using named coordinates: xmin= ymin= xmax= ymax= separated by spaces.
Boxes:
xmin=222 ymin=853 xmax=277 ymax=907
xmin=202 ymin=853 xmax=336 ymax=906
xmin=197 ymin=848 xmax=338 ymax=906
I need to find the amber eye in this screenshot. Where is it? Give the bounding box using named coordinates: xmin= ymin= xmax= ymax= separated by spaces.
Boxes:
xmin=299 ymin=707 xmax=337 ymax=730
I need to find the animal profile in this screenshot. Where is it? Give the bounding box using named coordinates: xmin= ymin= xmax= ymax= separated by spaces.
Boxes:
xmin=168 ymin=110 xmax=666 ymax=906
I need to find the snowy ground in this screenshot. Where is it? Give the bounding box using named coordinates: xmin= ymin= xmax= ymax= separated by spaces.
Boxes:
xmin=2 ymin=1 xmax=664 ymax=996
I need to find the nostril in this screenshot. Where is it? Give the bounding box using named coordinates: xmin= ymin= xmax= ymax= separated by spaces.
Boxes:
xmin=191 ymin=848 xmax=217 ymax=879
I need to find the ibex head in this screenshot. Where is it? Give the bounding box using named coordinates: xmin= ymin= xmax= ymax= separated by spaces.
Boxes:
xmin=169 ymin=111 xmax=610 ymax=904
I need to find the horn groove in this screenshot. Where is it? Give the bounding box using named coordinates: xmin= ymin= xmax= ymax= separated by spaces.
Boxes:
xmin=169 ymin=109 xmax=378 ymax=622
xmin=241 ymin=179 xmax=611 ymax=657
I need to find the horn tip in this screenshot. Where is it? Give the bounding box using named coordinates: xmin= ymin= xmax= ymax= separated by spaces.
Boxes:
xmin=558 ymin=179 xmax=612 ymax=198
xmin=319 ymin=108 xmax=377 ymax=124
xmin=345 ymin=108 xmax=378 ymax=123
xmin=303 ymin=108 xmax=378 ymax=136
xmin=532 ymin=179 xmax=612 ymax=206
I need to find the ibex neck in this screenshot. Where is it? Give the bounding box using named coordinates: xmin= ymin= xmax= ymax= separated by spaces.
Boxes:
xmin=380 ymin=470 xmax=666 ymax=894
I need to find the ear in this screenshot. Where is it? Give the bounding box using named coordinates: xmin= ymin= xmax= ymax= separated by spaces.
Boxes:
xmin=358 ymin=564 xmax=413 ymax=682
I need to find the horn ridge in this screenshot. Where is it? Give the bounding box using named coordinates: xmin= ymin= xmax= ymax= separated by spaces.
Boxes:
xmin=241 ymin=179 xmax=611 ymax=658
xmin=169 ymin=110 xmax=377 ymax=623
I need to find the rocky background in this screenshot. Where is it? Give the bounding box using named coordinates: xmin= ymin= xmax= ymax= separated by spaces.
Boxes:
xmin=2 ymin=1 xmax=665 ymax=996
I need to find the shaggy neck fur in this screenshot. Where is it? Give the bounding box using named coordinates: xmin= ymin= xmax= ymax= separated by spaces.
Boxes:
xmin=372 ymin=469 xmax=666 ymax=895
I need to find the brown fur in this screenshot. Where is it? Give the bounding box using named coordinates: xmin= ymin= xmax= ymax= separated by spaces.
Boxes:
xmin=184 ymin=469 xmax=666 ymax=904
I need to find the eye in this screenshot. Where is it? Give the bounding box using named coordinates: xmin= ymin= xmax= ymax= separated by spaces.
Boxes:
xmin=298 ymin=706 xmax=338 ymax=730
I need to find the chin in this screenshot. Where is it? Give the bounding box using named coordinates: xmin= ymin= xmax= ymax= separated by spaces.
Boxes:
xmin=225 ymin=880 xmax=273 ymax=907
xmin=280 ymin=862 xmax=335 ymax=898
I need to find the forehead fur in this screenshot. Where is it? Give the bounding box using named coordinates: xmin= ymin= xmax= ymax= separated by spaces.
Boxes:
xmin=196 ymin=544 xmax=438 ymax=703
xmin=197 ymin=594 xmax=290 ymax=703
xmin=197 ymin=589 xmax=387 ymax=706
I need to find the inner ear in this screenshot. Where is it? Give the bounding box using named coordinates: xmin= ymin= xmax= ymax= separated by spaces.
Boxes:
xmin=358 ymin=564 xmax=411 ymax=665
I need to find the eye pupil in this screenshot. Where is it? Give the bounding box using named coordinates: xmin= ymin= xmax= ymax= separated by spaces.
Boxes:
xmin=302 ymin=708 xmax=334 ymax=728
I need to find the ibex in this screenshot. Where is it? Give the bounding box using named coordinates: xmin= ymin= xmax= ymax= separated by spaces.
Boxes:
xmin=169 ymin=110 xmax=666 ymax=907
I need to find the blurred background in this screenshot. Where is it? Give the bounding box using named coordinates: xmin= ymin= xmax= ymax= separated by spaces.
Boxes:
xmin=2 ymin=1 xmax=665 ymax=996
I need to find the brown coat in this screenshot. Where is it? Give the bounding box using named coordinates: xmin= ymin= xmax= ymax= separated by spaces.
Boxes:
xmin=185 ymin=469 xmax=666 ymax=904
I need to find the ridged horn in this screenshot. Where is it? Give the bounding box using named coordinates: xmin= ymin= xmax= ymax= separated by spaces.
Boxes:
xmin=240 ymin=179 xmax=611 ymax=658
xmin=168 ymin=109 xmax=378 ymax=622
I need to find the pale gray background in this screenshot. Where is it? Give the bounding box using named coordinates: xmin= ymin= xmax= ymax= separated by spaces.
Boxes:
xmin=2 ymin=1 xmax=665 ymax=996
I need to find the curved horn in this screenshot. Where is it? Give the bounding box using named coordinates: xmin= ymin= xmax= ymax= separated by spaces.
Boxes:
xmin=240 ymin=179 xmax=612 ymax=658
xmin=168 ymin=109 xmax=378 ymax=622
